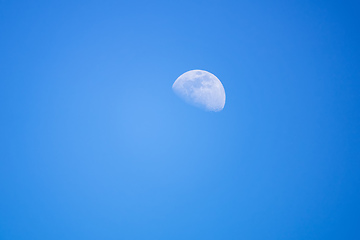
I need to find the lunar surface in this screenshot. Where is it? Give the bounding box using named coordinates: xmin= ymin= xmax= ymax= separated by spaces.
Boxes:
xmin=172 ymin=70 xmax=226 ymax=112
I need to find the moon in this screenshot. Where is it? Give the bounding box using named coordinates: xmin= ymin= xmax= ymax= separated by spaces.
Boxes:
xmin=172 ymin=70 xmax=226 ymax=112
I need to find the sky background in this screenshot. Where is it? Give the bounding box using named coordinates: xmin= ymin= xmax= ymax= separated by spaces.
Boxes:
xmin=1 ymin=0 xmax=359 ymax=239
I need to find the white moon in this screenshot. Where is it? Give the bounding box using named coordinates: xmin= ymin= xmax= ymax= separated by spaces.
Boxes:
xmin=172 ymin=70 xmax=226 ymax=112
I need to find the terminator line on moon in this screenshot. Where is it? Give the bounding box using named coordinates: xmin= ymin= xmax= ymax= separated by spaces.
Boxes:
xmin=172 ymin=70 xmax=226 ymax=112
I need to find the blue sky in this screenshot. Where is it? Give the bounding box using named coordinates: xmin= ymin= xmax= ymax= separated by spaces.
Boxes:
xmin=1 ymin=1 xmax=359 ymax=239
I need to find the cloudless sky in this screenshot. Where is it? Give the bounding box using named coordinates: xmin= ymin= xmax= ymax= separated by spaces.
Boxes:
xmin=1 ymin=0 xmax=359 ymax=239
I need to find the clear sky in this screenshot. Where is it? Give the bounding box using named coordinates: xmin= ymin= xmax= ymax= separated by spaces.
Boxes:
xmin=1 ymin=1 xmax=359 ymax=239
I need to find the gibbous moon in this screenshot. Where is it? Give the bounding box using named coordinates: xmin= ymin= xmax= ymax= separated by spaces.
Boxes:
xmin=172 ymin=70 xmax=226 ymax=112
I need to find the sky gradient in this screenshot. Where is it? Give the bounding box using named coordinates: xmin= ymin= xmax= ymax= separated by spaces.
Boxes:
xmin=1 ymin=1 xmax=360 ymax=239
